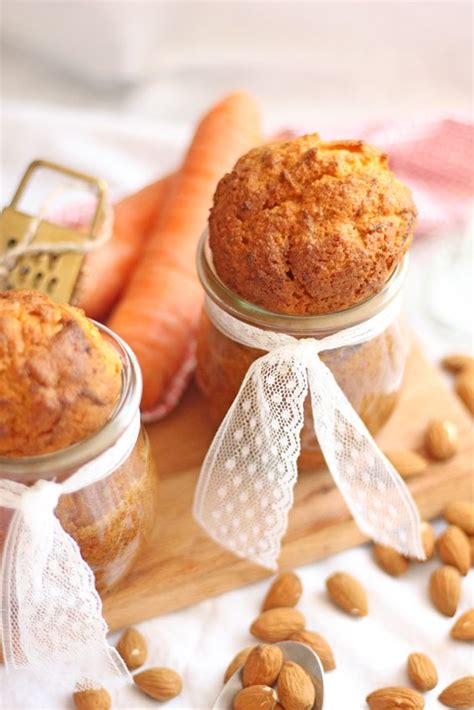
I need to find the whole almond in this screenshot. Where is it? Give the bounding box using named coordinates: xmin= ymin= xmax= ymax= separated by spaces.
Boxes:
xmin=326 ymin=572 xmax=368 ymax=617
xmin=243 ymin=644 xmax=283 ymax=687
xmin=233 ymin=685 xmax=277 ymax=710
xmin=425 ymin=419 xmax=459 ymax=460
xmin=438 ymin=676 xmax=474 ymax=708
xmin=451 ymin=609 xmax=474 ymax=641
xmin=116 ymin=627 xmax=147 ymax=670
xmin=407 ymin=652 xmax=438 ymax=691
xmin=73 ymin=689 xmax=111 ymax=710
xmin=469 ymin=536 xmax=474 ymax=566
xmin=262 ymin=571 xmax=302 ymax=611
xmin=437 ymin=526 xmax=470 ymax=575
xmin=366 ymin=686 xmax=425 ymax=709
xmin=250 ymin=608 xmax=305 ymax=642
xmin=421 ymin=521 xmax=436 ymax=560
xmin=441 ymin=354 xmax=474 ymax=373
xmin=384 ymin=450 xmax=428 ymax=478
xmin=444 ymin=501 xmax=474 ymax=536
xmin=277 ymin=661 xmax=315 ymax=710
xmin=289 ymin=629 xmax=335 ymax=672
xmin=373 ymin=543 xmax=409 ymax=576
xmin=134 ymin=667 xmax=182 ymax=701
xmin=224 ymin=646 xmax=255 ymax=683
xmin=456 ymin=372 xmax=474 ymax=415
xmin=429 ymin=566 xmax=461 ymax=617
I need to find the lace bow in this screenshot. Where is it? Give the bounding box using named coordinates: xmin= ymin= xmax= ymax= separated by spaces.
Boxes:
xmin=0 ymin=414 xmax=140 ymax=698
xmin=194 ymin=297 xmax=424 ymax=570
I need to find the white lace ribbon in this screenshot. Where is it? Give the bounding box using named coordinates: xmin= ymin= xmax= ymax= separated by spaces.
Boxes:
xmin=0 ymin=413 xmax=140 ymax=693
xmin=194 ymin=297 xmax=424 ymax=570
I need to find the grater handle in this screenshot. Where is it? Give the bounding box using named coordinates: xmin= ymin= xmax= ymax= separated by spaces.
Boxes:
xmin=9 ymin=159 xmax=108 ymax=239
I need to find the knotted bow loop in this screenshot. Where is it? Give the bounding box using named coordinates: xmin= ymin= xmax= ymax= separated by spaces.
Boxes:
xmin=193 ymin=297 xmax=424 ymax=570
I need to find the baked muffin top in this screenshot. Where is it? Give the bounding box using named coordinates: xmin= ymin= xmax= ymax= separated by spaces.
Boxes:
xmin=209 ymin=134 xmax=417 ymax=314
xmin=0 ymin=290 xmax=122 ymax=457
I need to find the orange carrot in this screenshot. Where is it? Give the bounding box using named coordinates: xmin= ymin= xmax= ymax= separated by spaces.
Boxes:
xmin=108 ymin=92 xmax=262 ymax=412
xmin=79 ymin=174 xmax=174 ymax=319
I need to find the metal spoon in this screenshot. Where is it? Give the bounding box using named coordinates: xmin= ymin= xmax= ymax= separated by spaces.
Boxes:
xmin=212 ymin=640 xmax=324 ymax=709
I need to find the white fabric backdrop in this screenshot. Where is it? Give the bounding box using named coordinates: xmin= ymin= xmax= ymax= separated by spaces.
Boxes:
xmin=0 ymin=101 xmax=472 ymax=710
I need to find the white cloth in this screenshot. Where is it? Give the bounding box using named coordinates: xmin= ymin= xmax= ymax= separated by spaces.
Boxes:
xmin=1 ymin=101 xmax=472 ymax=710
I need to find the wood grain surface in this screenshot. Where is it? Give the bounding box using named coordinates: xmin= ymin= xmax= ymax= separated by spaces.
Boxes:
xmin=103 ymin=345 xmax=474 ymax=630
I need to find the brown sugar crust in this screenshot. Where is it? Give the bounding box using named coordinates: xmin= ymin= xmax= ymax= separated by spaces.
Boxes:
xmin=209 ymin=134 xmax=417 ymax=314
xmin=0 ymin=290 xmax=122 ymax=456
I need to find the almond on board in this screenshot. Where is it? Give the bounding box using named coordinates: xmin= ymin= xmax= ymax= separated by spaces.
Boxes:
xmin=469 ymin=536 xmax=474 ymax=566
xmin=441 ymin=354 xmax=474 ymax=373
xmin=425 ymin=419 xmax=459 ymax=460
xmin=384 ymin=450 xmax=428 ymax=478
xmin=407 ymin=652 xmax=438 ymax=691
xmin=250 ymin=607 xmax=305 ymax=642
xmin=437 ymin=525 xmax=471 ymax=576
xmin=429 ymin=566 xmax=461 ymax=617
xmin=444 ymin=501 xmax=474 ymax=536
xmin=326 ymin=572 xmax=368 ymax=617
xmin=438 ymin=676 xmax=474 ymax=708
xmin=262 ymin=571 xmax=303 ymax=610
xmin=456 ymin=371 xmax=474 ymax=415
xmin=242 ymin=644 xmax=283 ymax=688
xmin=366 ymin=686 xmax=424 ymax=709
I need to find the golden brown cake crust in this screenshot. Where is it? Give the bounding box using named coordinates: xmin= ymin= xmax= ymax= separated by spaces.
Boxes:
xmin=209 ymin=134 xmax=417 ymax=314
xmin=0 ymin=290 xmax=121 ymax=457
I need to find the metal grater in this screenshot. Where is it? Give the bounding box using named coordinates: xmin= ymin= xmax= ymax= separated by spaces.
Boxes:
xmin=0 ymin=159 xmax=108 ymax=304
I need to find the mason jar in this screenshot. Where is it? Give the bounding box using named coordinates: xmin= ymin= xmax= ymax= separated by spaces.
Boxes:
xmin=196 ymin=232 xmax=410 ymax=470
xmin=0 ymin=323 xmax=158 ymax=594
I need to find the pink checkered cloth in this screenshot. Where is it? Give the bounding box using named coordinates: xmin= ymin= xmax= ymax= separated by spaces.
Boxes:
xmin=54 ymin=118 xmax=473 ymax=420
xmin=359 ymin=118 xmax=474 ymax=234
xmin=145 ymin=117 xmax=473 ymax=420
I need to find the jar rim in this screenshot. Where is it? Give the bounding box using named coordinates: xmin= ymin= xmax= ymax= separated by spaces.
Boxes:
xmin=0 ymin=322 xmax=142 ymax=477
xmin=197 ymin=229 xmax=408 ymax=335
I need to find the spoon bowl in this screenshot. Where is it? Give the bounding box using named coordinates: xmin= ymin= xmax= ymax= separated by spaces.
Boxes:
xmin=212 ymin=640 xmax=324 ymax=709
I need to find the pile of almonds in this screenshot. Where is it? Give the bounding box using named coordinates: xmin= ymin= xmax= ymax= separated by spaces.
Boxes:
xmin=367 ymin=499 xmax=474 ymax=709
xmin=382 ymin=351 xmax=474 ymax=486
xmin=72 ymin=353 xmax=473 ymax=709
xmin=233 ymin=645 xmax=316 ymax=710
xmin=72 ymin=627 xmax=183 ymax=709
xmin=223 ymin=495 xmax=473 ymax=710
xmin=384 ymin=415 xmax=461 ymax=484
xmin=370 ymin=498 xmax=474 ymax=624
xmin=223 ymin=571 xmax=334 ymax=708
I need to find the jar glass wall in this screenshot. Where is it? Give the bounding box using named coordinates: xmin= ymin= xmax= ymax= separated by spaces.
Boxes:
xmin=0 ymin=324 xmax=158 ymax=594
xmin=195 ymin=233 xmax=410 ymax=470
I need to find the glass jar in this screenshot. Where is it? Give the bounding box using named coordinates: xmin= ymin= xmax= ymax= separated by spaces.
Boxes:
xmin=0 ymin=323 xmax=158 ymax=594
xmin=196 ymin=233 xmax=410 ymax=470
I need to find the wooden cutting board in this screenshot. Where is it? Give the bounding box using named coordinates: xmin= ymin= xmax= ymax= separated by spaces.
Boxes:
xmin=103 ymin=345 xmax=473 ymax=630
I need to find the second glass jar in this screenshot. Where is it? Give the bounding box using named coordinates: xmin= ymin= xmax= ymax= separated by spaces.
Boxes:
xmin=195 ymin=234 xmax=410 ymax=470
